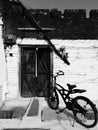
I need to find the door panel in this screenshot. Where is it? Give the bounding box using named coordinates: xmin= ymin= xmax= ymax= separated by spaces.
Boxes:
xmin=21 ymin=46 xmax=51 ymax=97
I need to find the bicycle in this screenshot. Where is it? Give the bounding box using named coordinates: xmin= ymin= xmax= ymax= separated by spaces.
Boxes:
xmin=47 ymin=70 xmax=98 ymax=128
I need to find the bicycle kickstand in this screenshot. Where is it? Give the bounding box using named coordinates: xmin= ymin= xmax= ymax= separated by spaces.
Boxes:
xmin=68 ymin=115 xmax=76 ymax=127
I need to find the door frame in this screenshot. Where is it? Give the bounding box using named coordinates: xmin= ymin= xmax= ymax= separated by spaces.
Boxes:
xmin=19 ymin=45 xmax=53 ymax=97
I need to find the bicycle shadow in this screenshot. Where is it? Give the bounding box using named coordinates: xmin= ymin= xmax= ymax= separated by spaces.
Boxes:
xmin=56 ymin=109 xmax=76 ymax=127
xmin=41 ymin=107 xmax=88 ymax=128
xmin=41 ymin=107 xmax=74 ymax=122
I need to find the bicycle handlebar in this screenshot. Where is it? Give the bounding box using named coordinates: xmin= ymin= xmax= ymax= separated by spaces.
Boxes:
xmin=56 ymin=70 xmax=64 ymax=76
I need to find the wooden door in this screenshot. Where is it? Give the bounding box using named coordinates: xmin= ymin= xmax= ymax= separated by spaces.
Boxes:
xmin=20 ymin=46 xmax=51 ymax=97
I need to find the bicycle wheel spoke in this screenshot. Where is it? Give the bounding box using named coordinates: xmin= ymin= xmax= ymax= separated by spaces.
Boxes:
xmin=72 ymin=96 xmax=97 ymax=128
xmin=47 ymin=90 xmax=59 ymax=110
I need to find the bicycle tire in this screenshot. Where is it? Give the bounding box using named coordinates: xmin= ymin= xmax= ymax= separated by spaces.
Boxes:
xmin=47 ymin=88 xmax=59 ymax=110
xmin=72 ymin=96 xmax=97 ymax=128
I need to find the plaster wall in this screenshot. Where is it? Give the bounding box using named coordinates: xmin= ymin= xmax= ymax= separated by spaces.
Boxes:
xmin=53 ymin=40 xmax=98 ymax=101
xmin=4 ymin=39 xmax=98 ymax=101
xmin=0 ymin=17 xmax=6 ymax=106
xmin=5 ymin=45 xmax=20 ymax=99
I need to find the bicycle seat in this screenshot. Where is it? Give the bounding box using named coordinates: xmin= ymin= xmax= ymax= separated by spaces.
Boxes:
xmin=67 ymin=83 xmax=77 ymax=90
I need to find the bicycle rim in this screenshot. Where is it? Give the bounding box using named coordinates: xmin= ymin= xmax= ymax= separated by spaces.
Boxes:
xmin=72 ymin=96 xmax=97 ymax=128
xmin=47 ymin=89 xmax=59 ymax=110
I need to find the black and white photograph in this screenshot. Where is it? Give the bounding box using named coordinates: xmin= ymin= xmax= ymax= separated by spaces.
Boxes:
xmin=0 ymin=0 xmax=98 ymax=130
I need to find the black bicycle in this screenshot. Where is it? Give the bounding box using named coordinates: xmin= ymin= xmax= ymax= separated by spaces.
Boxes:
xmin=47 ymin=70 xmax=98 ymax=128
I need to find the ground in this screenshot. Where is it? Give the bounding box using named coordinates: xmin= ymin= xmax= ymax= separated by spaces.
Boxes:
xmin=0 ymin=97 xmax=98 ymax=130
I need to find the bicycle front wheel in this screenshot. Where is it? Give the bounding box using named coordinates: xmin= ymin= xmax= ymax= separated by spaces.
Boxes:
xmin=72 ymin=96 xmax=97 ymax=128
xmin=47 ymin=89 xmax=59 ymax=110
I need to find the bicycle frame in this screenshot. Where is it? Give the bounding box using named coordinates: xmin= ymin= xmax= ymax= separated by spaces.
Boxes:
xmin=56 ymin=83 xmax=72 ymax=101
xmin=53 ymin=83 xmax=88 ymax=115
xmin=52 ymin=71 xmax=86 ymax=111
xmin=52 ymin=71 xmax=72 ymax=102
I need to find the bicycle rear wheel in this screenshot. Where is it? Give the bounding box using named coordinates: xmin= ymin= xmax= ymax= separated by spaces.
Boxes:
xmin=72 ymin=96 xmax=97 ymax=128
xmin=47 ymin=88 xmax=59 ymax=110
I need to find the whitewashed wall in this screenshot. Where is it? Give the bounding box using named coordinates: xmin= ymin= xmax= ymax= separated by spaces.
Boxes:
xmin=5 ymin=39 xmax=98 ymax=101
xmin=52 ymin=40 xmax=98 ymax=101
xmin=5 ymin=45 xmax=20 ymax=99
xmin=0 ymin=17 xmax=6 ymax=106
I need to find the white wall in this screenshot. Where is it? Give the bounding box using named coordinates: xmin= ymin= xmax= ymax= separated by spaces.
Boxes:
xmin=52 ymin=40 xmax=98 ymax=101
xmin=5 ymin=45 xmax=20 ymax=99
xmin=4 ymin=39 xmax=98 ymax=101
xmin=0 ymin=17 xmax=6 ymax=106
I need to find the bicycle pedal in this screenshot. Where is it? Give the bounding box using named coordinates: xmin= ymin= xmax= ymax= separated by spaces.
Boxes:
xmin=56 ymin=110 xmax=60 ymax=114
xmin=56 ymin=108 xmax=65 ymax=114
xmin=59 ymin=109 xmax=65 ymax=113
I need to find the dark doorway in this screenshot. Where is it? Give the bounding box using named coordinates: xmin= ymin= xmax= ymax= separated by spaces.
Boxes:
xmin=20 ymin=45 xmax=52 ymax=97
